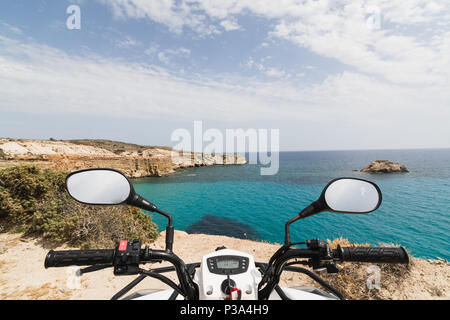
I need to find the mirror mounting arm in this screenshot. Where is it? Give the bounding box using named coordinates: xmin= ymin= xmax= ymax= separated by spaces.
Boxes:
xmin=284 ymin=200 xmax=324 ymax=246
xmin=128 ymin=194 xmax=175 ymax=252
xmin=153 ymin=208 xmax=175 ymax=253
xmin=128 ymin=194 xmax=157 ymax=212
xmin=284 ymin=215 xmax=300 ymax=246
xmin=298 ymin=200 xmax=325 ymax=219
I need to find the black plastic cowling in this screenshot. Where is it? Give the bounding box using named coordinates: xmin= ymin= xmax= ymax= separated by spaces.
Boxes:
xmin=336 ymin=246 xmax=409 ymax=264
xmin=44 ymin=249 xmax=115 ymax=268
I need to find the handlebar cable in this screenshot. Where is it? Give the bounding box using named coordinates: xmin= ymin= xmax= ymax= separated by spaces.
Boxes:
xmin=111 ymin=274 xmax=147 ymax=300
xmin=144 ymin=249 xmax=198 ymax=299
xmin=79 ymin=264 xmax=112 ymax=275
xmin=259 ymin=241 xmax=306 ymax=292
xmin=284 ymin=260 xmax=308 ymax=267
xmin=282 ymin=265 xmax=346 ymax=300
xmin=139 ymin=269 xmax=184 ymax=296
xmin=110 ymin=269 xmax=185 ymax=300
xmin=259 ymin=248 xmax=320 ymax=299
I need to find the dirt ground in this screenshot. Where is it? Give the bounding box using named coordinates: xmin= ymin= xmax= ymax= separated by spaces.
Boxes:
xmin=0 ymin=231 xmax=448 ymax=300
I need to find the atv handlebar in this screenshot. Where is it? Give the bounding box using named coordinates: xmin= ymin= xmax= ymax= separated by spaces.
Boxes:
xmin=44 ymin=240 xmax=409 ymax=301
xmin=336 ymin=246 xmax=409 ymax=264
xmin=44 ymin=244 xmax=409 ymax=273
xmin=44 ymin=242 xmax=198 ymax=299
xmin=45 ymin=249 xmax=115 ymax=268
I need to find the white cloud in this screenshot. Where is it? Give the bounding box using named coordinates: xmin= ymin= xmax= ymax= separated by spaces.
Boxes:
xmin=1 ymin=33 xmax=449 ymax=141
xmin=157 ymin=47 xmax=191 ymax=65
xmin=114 ymin=36 xmax=141 ymax=48
xmin=157 ymin=52 xmax=170 ymax=64
xmin=100 ymin=0 xmax=450 ymax=86
xmin=220 ymin=18 xmax=241 ymax=31
xmin=144 ymin=43 xmax=159 ymax=56
xmin=269 ymin=2 xmax=450 ymax=85
xmin=0 ymin=35 xmax=286 ymax=122
xmin=265 ymin=67 xmax=286 ymax=78
xmin=243 ymin=57 xmax=288 ymax=78
xmin=1 ymin=22 xmax=23 ymax=35
xmin=99 ymin=0 xmax=218 ymax=36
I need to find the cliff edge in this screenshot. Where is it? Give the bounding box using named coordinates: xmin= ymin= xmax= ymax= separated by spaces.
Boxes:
xmin=0 ymin=138 xmax=246 ymax=178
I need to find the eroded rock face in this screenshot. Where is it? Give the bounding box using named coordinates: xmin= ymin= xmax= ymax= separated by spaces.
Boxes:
xmin=361 ymin=160 xmax=409 ymax=173
xmin=0 ymin=139 xmax=247 ymax=178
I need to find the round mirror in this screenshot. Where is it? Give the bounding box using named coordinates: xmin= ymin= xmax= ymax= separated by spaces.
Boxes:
xmin=324 ymin=178 xmax=381 ymax=213
xmin=66 ymin=169 xmax=132 ymax=205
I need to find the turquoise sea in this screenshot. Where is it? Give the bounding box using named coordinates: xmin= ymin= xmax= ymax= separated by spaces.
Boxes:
xmin=133 ymin=149 xmax=450 ymax=260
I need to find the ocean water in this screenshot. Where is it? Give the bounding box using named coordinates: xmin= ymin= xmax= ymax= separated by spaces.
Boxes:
xmin=133 ymin=149 xmax=450 ymax=260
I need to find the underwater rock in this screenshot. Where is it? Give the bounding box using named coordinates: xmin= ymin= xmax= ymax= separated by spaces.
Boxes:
xmin=186 ymin=214 xmax=258 ymax=240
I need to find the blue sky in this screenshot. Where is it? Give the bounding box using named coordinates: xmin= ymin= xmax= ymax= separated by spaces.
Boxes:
xmin=0 ymin=0 xmax=449 ymax=151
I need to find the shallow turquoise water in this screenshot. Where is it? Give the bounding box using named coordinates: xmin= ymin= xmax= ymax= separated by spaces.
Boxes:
xmin=133 ymin=149 xmax=450 ymax=260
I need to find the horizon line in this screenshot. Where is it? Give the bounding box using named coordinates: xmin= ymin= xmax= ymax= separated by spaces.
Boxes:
xmin=1 ymin=137 xmax=449 ymax=153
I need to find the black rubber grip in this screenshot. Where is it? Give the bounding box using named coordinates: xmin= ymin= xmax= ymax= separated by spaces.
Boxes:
xmin=337 ymin=246 xmax=409 ymax=264
xmin=45 ymin=249 xmax=115 ymax=268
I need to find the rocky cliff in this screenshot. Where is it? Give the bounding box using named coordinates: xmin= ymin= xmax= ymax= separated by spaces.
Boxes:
xmin=0 ymin=139 xmax=246 ymax=178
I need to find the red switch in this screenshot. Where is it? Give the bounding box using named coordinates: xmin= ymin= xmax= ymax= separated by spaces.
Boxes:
xmin=118 ymin=240 xmax=128 ymax=252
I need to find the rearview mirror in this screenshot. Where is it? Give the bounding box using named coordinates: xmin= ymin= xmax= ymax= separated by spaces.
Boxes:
xmin=323 ymin=178 xmax=382 ymax=213
xmin=65 ymin=168 xmax=177 ymax=252
xmin=285 ymin=177 xmax=382 ymax=245
xmin=298 ymin=177 xmax=382 ymax=219
xmin=66 ymin=169 xmax=133 ymax=205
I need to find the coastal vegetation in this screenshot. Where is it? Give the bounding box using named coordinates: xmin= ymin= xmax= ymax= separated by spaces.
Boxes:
xmin=0 ymin=165 xmax=159 ymax=249
xmin=66 ymin=139 xmax=173 ymax=154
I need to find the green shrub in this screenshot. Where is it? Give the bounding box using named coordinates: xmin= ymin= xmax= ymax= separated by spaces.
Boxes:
xmin=0 ymin=148 xmax=5 ymax=158
xmin=0 ymin=166 xmax=159 ymax=248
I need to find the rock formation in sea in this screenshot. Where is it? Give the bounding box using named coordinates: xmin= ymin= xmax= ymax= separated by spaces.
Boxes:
xmin=361 ymin=160 xmax=409 ymax=173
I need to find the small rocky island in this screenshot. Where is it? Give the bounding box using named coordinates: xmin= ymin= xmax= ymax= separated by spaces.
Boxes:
xmin=361 ymin=160 xmax=409 ymax=173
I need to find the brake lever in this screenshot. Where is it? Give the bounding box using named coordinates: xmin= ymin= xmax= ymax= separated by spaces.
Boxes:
xmin=78 ymin=264 xmax=112 ymax=275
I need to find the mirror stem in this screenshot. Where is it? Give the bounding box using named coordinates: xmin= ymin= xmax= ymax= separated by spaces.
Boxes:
xmin=153 ymin=208 xmax=175 ymax=253
xmin=128 ymin=195 xmax=175 ymax=252
xmin=298 ymin=201 xmax=322 ymax=219
xmin=284 ymin=215 xmax=300 ymax=246
xmin=284 ymin=201 xmax=323 ymax=246
xmin=164 ymin=225 xmax=174 ymax=253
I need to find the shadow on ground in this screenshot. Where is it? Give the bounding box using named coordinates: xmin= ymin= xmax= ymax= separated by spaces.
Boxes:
xmin=186 ymin=214 xmax=259 ymax=240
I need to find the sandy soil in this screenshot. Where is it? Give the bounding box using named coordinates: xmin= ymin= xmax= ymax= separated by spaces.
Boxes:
xmin=0 ymin=231 xmax=448 ymax=300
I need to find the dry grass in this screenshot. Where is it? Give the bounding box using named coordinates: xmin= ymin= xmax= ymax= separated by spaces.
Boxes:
xmin=311 ymin=238 xmax=412 ymax=299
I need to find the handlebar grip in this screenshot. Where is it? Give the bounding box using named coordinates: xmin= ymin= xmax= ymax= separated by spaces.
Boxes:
xmin=44 ymin=249 xmax=115 ymax=268
xmin=337 ymin=246 xmax=409 ymax=264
